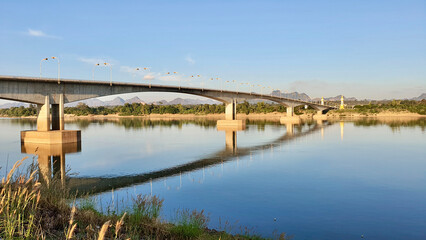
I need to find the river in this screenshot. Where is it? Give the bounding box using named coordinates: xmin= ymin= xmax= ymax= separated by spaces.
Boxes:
xmin=0 ymin=117 xmax=425 ymax=239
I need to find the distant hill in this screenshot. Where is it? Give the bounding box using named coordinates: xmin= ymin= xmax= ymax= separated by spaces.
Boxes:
xmin=62 ymin=96 xmax=219 ymax=107
xmin=105 ymin=97 xmax=125 ymax=106
xmin=312 ymin=95 xmax=358 ymax=102
xmin=271 ymin=90 xmax=311 ymax=101
xmin=66 ymin=99 xmax=106 ymax=107
xmin=245 ymin=90 xmax=311 ymax=104
xmin=166 ymin=98 xmax=219 ymax=105
xmin=0 ymin=102 xmax=28 ymax=109
xmin=125 ymin=97 xmax=146 ymax=105
xmin=411 ymin=93 xmax=426 ymax=101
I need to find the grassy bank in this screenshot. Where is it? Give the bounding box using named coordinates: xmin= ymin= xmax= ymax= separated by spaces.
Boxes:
xmin=1 ymin=100 xmax=425 ymax=119
xmin=0 ymin=158 xmax=289 ymax=240
xmin=333 ymin=100 xmax=426 ymax=116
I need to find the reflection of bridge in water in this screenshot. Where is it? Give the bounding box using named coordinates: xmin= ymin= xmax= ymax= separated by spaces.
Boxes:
xmin=21 ymin=141 xmax=81 ymax=186
xmin=27 ymin=119 xmax=331 ymax=195
xmin=19 ymin=117 xmax=425 ymax=194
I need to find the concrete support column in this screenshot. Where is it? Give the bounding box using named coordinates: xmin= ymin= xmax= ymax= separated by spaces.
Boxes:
xmin=280 ymin=105 xmax=301 ymax=124
xmin=286 ymin=106 xmax=294 ymax=117
xmin=217 ymin=99 xmax=244 ymax=128
xmin=225 ymin=99 xmax=236 ymax=120
xmin=313 ymin=109 xmax=327 ymax=120
xmin=37 ymin=96 xmax=50 ymax=131
xmin=51 ymin=94 xmax=65 ymax=130
xmin=51 ymin=104 xmax=60 ymax=130
xmin=59 ymin=94 xmax=65 ymax=130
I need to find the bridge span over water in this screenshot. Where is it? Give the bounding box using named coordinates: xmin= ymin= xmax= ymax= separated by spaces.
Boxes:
xmin=0 ymin=75 xmax=335 ymax=143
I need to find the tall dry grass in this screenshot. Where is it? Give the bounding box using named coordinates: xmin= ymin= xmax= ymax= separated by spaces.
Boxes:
xmin=0 ymin=158 xmax=125 ymax=240
xmin=0 ymin=157 xmax=41 ymax=239
xmin=1 ymin=158 xmax=286 ymax=239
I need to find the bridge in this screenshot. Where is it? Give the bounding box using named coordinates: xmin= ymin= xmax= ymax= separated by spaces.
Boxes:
xmin=0 ymin=75 xmax=335 ymax=143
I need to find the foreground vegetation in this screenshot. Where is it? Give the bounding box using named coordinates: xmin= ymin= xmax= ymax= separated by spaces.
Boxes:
xmin=0 ymin=99 xmax=425 ymax=117
xmin=0 ymin=158 xmax=289 ymax=239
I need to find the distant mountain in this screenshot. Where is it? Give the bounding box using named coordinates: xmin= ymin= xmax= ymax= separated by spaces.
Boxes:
xmin=125 ymin=97 xmax=146 ymax=105
xmin=312 ymin=95 xmax=357 ymax=102
xmin=105 ymin=97 xmax=125 ymax=106
xmin=271 ymin=90 xmax=311 ymax=101
xmin=0 ymin=102 xmax=28 ymax=109
xmin=66 ymin=98 xmax=106 ymax=107
xmin=166 ymin=98 xmax=219 ymax=105
xmin=149 ymin=98 xmax=219 ymax=105
xmin=411 ymin=93 xmax=426 ymax=101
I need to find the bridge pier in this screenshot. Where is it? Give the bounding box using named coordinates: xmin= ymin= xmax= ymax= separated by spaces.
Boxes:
xmin=37 ymin=96 xmax=51 ymax=131
xmin=217 ymin=99 xmax=245 ymax=128
xmin=21 ymin=94 xmax=80 ymax=144
xmin=313 ymin=109 xmax=328 ymax=120
xmin=280 ymin=105 xmax=301 ymax=124
xmin=51 ymin=94 xmax=65 ymax=130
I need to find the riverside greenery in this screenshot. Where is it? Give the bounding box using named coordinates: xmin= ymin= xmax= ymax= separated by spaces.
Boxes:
xmin=0 ymin=99 xmax=425 ymax=117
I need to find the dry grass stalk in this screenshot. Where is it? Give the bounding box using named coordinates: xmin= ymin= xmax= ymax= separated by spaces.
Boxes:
xmin=98 ymin=220 xmax=111 ymax=240
xmin=65 ymin=205 xmax=77 ymax=239
xmin=115 ymin=212 xmax=127 ymax=239
xmin=0 ymin=157 xmax=41 ymax=239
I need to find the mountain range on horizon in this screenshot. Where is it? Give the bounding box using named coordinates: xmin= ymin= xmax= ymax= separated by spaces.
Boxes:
xmin=0 ymin=93 xmax=425 ymax=109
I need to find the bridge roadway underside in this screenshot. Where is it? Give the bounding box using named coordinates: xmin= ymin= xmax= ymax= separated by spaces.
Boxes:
xmin=0 ymin=76 xmax=334 ymax=143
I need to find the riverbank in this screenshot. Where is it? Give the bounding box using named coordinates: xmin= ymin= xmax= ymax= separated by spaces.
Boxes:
xmin=1 ymin=110 xmax=424 ymax=121
xmin=0 ymin=158 xmax=286 ymax=240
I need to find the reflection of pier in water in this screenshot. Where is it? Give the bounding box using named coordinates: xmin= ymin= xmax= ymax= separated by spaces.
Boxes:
xmin=21 ymin=141 xmax=81 ymax=185
xmin=67 ymin=120 xmax=331 ymax=195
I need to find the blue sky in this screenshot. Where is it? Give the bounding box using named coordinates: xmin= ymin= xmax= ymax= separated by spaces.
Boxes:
xmin=0 ymin=0 xmax=425 ymax=101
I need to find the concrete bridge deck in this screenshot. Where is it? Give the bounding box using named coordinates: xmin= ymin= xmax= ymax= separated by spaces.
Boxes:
xmin=1 ymin=75 xmax=336 ymax=143
xmin=0 ymin=75 xmax=334 ymax=110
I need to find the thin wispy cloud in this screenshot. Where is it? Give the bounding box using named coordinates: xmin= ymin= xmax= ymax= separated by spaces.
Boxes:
xmin=288 ymin=80 xmax=330 ymax=92
xmin=78 ymin=57 xmax=117 ymax=66
xmin=185 ymin=55 xmax=195 ymax=65
xmin=27 ymin=29 xmax=61 ymax=39
xmin=120 ymin=66 xmax=137 ymax=74
xmin=120 ymin=65 xmax=186 ymax=83
xmin=144 ymin=74 xmax=155 ymax=80
xmin=120 ymin=66 xmax=154 ymax=81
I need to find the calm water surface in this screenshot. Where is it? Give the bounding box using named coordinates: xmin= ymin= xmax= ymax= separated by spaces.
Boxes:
xmin=0 ymin=117 xmax=425 ymax=240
